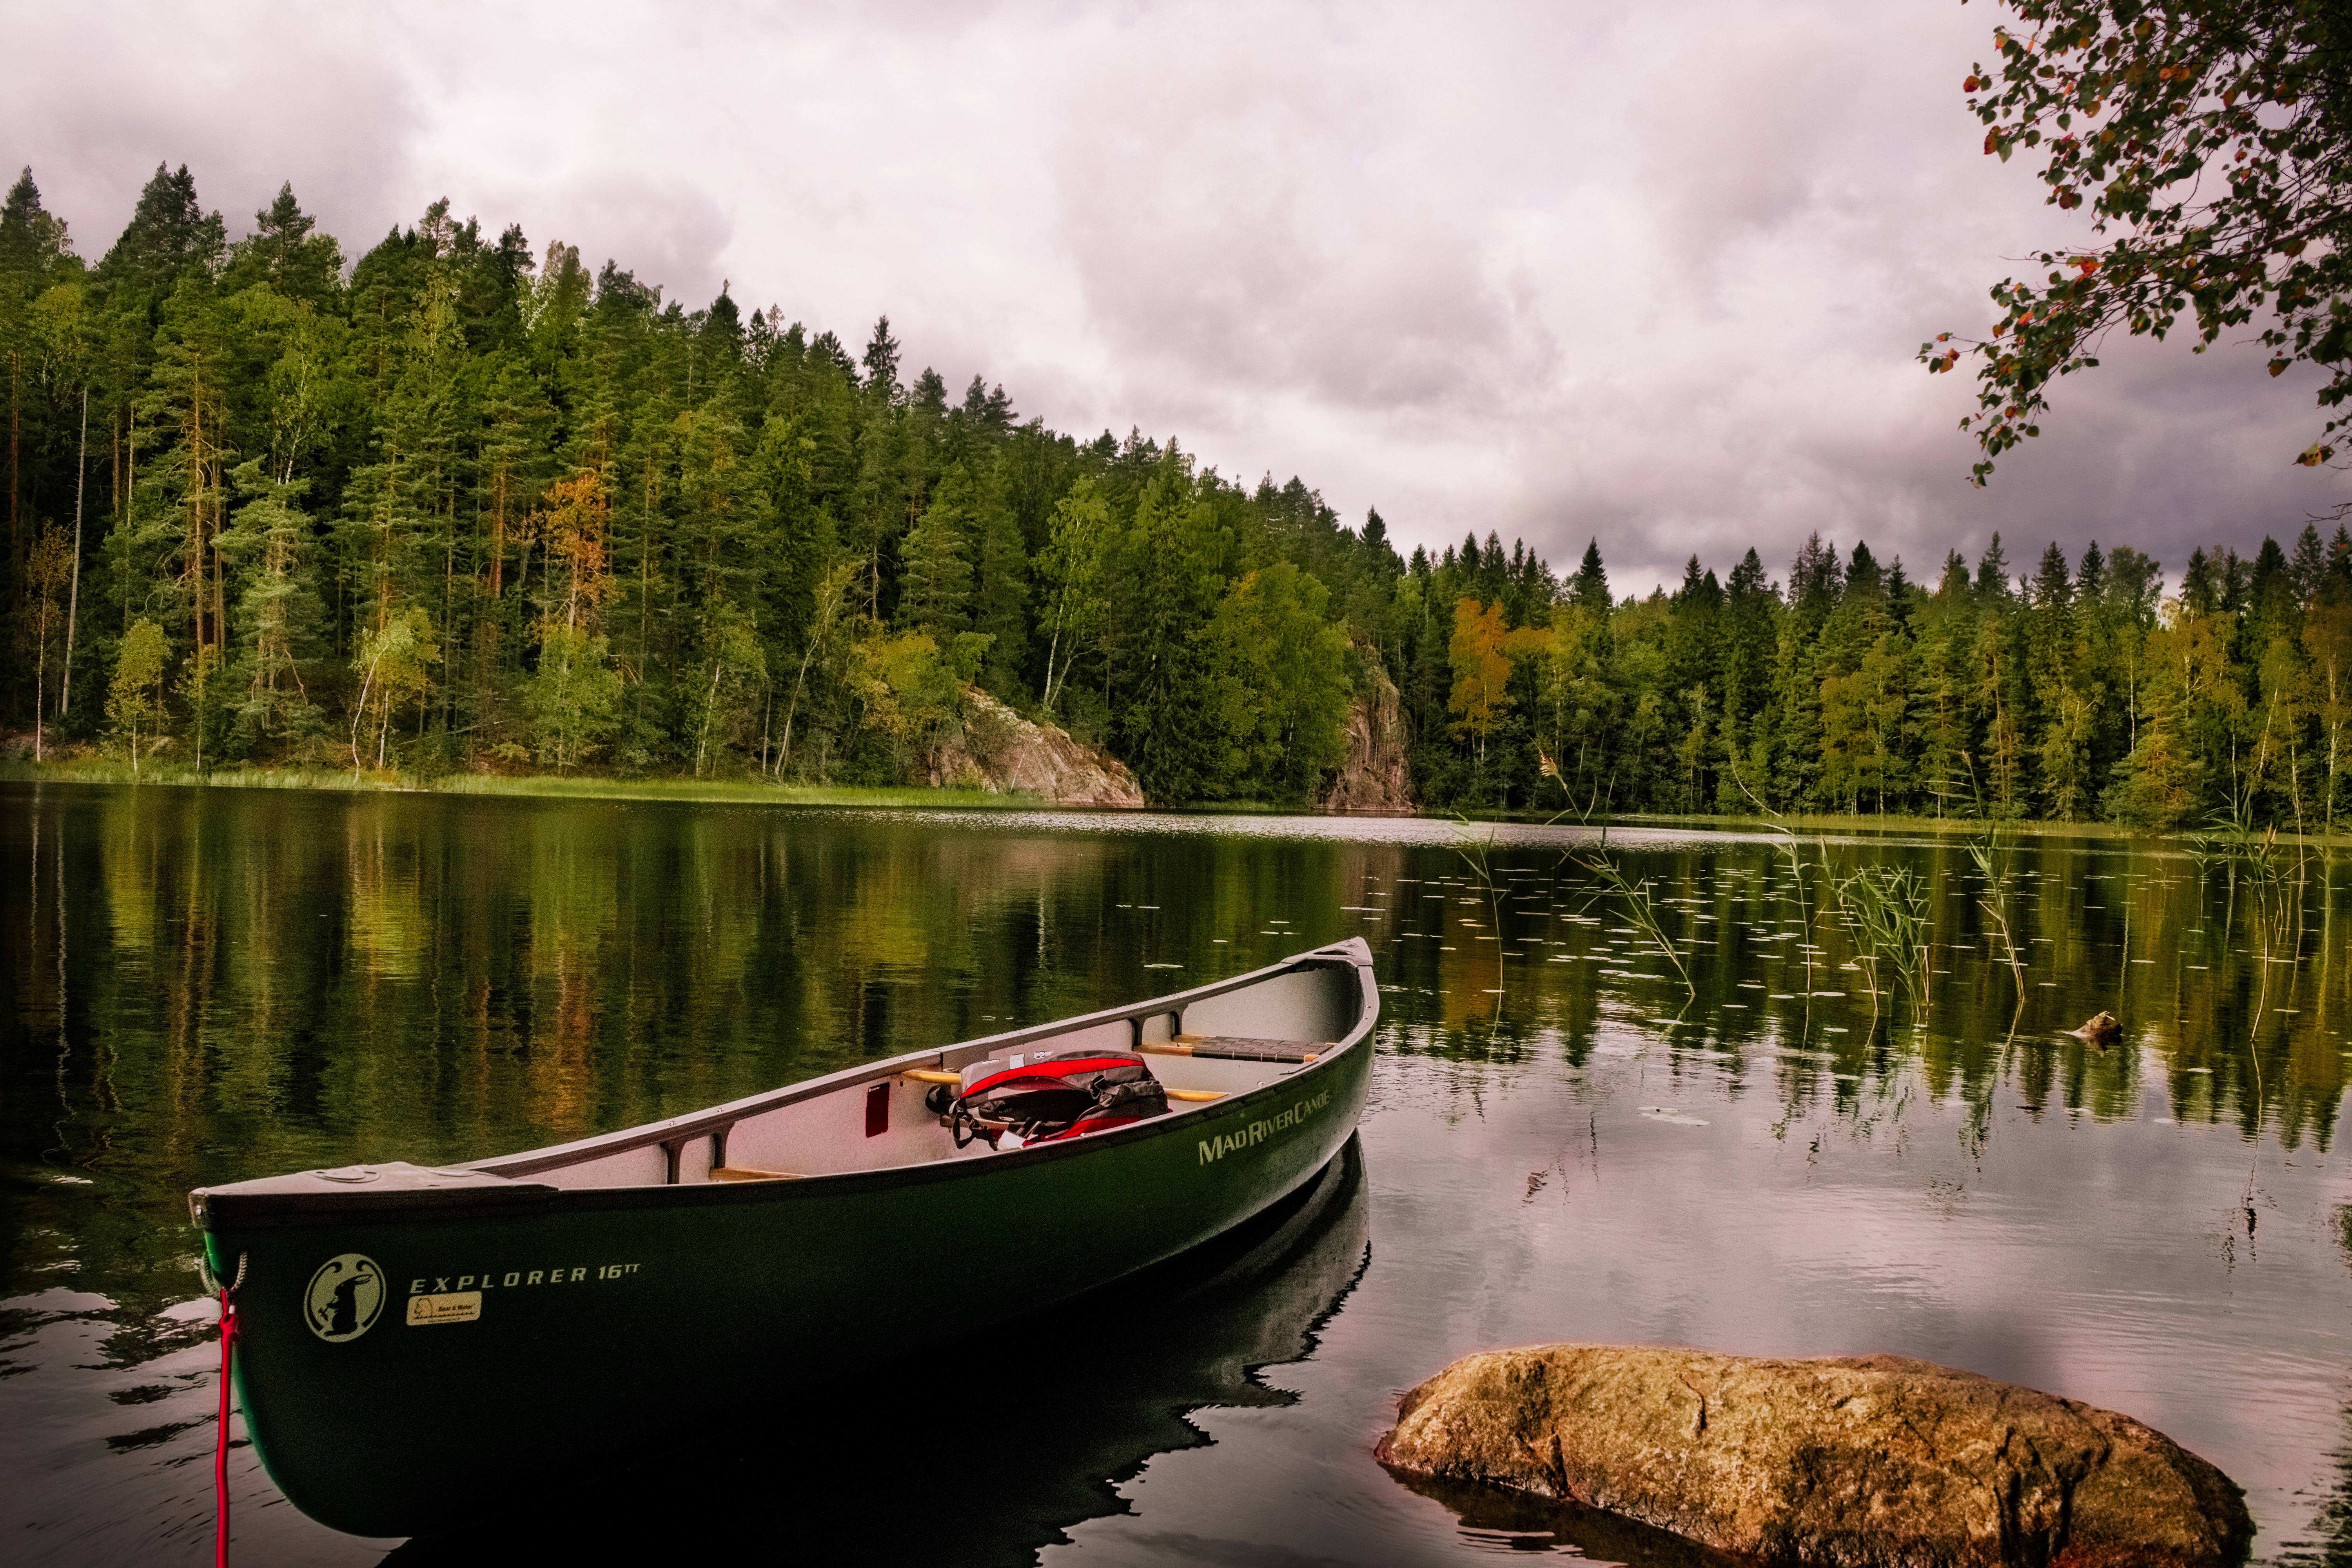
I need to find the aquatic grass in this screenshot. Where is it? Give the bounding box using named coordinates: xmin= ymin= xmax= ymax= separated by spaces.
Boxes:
xmin=1962 ymin=829 xmax=2027 ymax=1024
xmin=2187 ymin=814 xmax=2302 ymax=951
xmin=435 ymin=775 xmax=1034 ymax=810
xmin=2183 ymin=815 xmax=2340 ymax=1156
xmin=1446 ymin=813 xmax=1510 ymax=1006
xmin=1570 ymin=843 xmax=1697 ymax=1005
xmin=1937 ymin=757 xmax=2029 ymax=1027
xmin=1726 ymin=768 xmax=1829 ymax=1005
xmin=1831 ymin=863 xmax=1933 ymax=1020
xmin=1534 ymin=758 xmax=1696 ymax=1006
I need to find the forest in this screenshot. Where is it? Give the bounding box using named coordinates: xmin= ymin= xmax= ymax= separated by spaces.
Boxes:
xmin=4 ymin=163 xmax=2352 ymax=829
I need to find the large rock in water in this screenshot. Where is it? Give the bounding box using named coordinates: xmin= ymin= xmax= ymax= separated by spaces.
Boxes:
xmin=1377 ymin=1345 xmax=2251 ymax=1568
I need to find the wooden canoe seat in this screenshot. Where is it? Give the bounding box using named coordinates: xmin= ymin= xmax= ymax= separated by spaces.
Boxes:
xmin=710 ymin=1167 xmax=803 ymax=1182
xmin=1140 ymin=1035 xmax=1324 ymax=1065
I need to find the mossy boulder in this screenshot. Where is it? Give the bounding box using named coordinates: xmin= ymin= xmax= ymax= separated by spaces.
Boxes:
xmin=1377 ymin=1345 xmax=2250 ymax=1567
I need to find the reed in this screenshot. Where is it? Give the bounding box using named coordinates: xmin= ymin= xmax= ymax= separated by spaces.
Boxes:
xmin=1572 ymin=840 xmax=1698 ymax=1004
xmin=1537 ymin=757 xmax=1696 ymax=1005
xmin=1724 ymin=768 xmax=1828 ymax=999
xmin=1831 ymin=862 xmax=1933 ymax=1018
xmin=1935 ymin=757 xmax=2028 ymax=1024
xmin=1447 ymin=813 xmax=1510 ymax=1002
xmin=2188 ymin=815 xmax=2295 ymax=935
xmin=1962 ymin=828 xmax=2028 ymax=1022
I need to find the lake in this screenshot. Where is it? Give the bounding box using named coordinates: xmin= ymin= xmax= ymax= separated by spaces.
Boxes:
xmin=4 ymin=780 xmax=2350 ymax=1565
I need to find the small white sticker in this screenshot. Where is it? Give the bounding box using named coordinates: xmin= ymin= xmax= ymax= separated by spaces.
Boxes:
xmin=407 ymin=1291 xmax=483 ymax=1326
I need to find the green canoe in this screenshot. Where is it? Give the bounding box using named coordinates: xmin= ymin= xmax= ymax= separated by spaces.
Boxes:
xmin=190 ymin=938 xmax=1379 ymax=1537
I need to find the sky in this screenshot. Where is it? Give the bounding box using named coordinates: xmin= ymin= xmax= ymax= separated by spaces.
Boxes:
xmin=4 ymin=0 xmax=2340 ymax=595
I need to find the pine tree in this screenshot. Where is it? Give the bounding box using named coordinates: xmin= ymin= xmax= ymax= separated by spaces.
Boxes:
xmin=967 ymin=462 xmax=1030 ymax=699
xmin=897 ymin=463 xmax=975 ymax=634
xmin=860 ymin=316 xmax=901 ymax=402
xmin=1570 ymin=537 xmax=1609 ymax=613
xmin=218 ymin=460 xmax=323 ymax=747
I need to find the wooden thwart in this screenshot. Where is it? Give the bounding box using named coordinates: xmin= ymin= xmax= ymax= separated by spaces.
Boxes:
xmin=711 ymin=1167 xmax=803 ymax=1182
xmin=1140 ymin=1034 xmax=1323 ymax=1065
xmin=1166 ymin=1088 xmax=1227 ymax=1102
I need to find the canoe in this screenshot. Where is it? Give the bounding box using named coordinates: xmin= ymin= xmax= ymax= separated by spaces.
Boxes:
xmin=190 ymin=937 xmax=1379 ymax=1537
xmin=390 ymin=1135 xmax=1376 ymax=1559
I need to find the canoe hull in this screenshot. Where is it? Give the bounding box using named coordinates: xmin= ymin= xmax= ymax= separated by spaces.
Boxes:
xmin=202 ymin=949 xmax=1376 ymax=1537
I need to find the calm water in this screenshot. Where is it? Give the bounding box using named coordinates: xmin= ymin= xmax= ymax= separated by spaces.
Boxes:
xmin=5 ymin=782 xmax=2352 ymax=1565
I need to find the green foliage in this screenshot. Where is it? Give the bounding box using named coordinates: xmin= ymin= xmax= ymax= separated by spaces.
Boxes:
xmin=1105 ymin=464 xmax=1232 ymax=802
xmin=844 ymin=625 xmax=967 ymax=777
xmin=1204 ymin=563 xmax=1353 ymax=798
xmin=11 ymin=162 xmax=2352 ymax=824
xmin=688 ymin=597 xmax=767 ymax=777
xmin=106 ymin=617 xmax=168 ymax=773
xmin=897 ymin=463 xmax=976 ymax=634
xmin=1036 ymin=477 xmax=1111 ymax=719
xmin=524 ymin=622 xmax=618 ymax=774
xmin=218 ymin=460 xmax=323 ymax=748
xmin=1926 ymin=0 xmax=2352 ymax=477
xmin=353 ymin=606 xmax=441 ymax=770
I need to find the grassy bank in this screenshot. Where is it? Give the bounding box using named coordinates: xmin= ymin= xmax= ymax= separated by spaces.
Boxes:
xmin=9 ymin=759 xmax=2350 ymax=843
xmin=0 ymin=759 xmax=1041 ymax=812
xmin=1440 ymin=803 xmax=2352 ymax=846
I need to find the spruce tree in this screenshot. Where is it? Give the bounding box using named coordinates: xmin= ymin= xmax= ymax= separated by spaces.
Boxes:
xmin=1570 ymin=538 xmax=1609 ymax=613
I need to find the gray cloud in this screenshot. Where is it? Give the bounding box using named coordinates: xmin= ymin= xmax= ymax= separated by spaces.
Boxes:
xmin=4 ymin=0 xmax=2340 ymax=593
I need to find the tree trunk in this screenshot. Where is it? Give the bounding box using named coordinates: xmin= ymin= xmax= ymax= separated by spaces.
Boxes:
xmin=8 ymin=350 xmax=19 ymax=599
xmin=62 ymin=388 xmax=87 ymax=716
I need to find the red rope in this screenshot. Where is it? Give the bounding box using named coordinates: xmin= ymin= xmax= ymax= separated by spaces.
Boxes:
xmin=214 ymin=1284 xmax=238 ymax=1568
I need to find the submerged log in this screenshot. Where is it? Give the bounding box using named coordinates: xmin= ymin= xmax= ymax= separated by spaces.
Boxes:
xmin=2071 ymin=1011 xmax=2123 ymax=1047
xmin=1377 ymin=1345 xmax=2250 ymax=1568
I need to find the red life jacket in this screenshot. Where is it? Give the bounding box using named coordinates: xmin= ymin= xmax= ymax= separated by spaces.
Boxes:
xmin=947 ymin=1049 xmax=1169 ymax=1149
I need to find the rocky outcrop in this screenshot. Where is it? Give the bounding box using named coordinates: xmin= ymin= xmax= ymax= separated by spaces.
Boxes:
xmin=1378 ymin=1345 xmax=2250 ymax=1568
xmin=1320 ymin=658 xmax=1413 ymax=812
xmin=925 ymin=686 xmax=1143 ymax=807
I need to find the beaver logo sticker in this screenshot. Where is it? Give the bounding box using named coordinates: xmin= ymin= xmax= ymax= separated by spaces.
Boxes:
xmin=304 ymin=1253 xmax=386 ymax=1342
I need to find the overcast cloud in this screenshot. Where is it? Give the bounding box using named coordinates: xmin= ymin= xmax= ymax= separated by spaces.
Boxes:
xmin=4 ymin=0 xmax=2339 ymax=592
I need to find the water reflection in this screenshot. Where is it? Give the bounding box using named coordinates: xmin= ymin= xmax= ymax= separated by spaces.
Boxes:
xmin=1371 ymin=837 xmax=2349 ymax=1145
xmin=383 ymin=1137 xmax=1370 ymax=1565
xmin=6 ymin=783 xmax=2352 ymax=1564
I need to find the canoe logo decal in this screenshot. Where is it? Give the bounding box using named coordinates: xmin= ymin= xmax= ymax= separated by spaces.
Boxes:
xmin=304 ymin=1253 xmax=387 ymax=1342
xmin=1198 ymin=1089 xmax=1332 ymax=1166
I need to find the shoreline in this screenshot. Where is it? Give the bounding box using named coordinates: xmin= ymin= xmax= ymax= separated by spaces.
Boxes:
xmin=0 ymin=761 xmax=1038 ymax=813
xmin=7 ymin=760 xmax=2350 ymax=842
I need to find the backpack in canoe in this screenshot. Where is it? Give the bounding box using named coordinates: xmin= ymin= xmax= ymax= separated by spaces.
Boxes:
xmin=941 ymin=1049 xmax=1170 ymax=1149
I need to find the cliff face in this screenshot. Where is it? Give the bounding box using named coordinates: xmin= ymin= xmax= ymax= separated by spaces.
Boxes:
xmin=926 ymin=686 xmax=1145 ymax=807
xmin=1320 ymin=659 xmax=1414 ymax=812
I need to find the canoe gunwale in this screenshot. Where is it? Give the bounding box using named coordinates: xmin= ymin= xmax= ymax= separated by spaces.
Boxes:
xmin=465 ymin=940 xmax=1372 ymax=1181
xmin=194 ymin=940 xmax=1377 ymax=1230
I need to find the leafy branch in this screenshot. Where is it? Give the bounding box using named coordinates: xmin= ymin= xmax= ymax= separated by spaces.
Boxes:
xmin=1922 ymin=0 xmax=2352 ymax=480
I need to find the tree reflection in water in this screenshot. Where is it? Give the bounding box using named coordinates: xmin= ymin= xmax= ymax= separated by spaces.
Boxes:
xmin=385 ymin=1139 xmax=1372 ymax=1566
xmin=6 ymin=784 xmax=2352 ymax=1563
